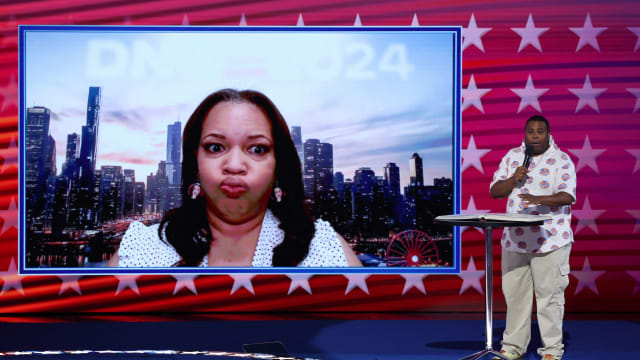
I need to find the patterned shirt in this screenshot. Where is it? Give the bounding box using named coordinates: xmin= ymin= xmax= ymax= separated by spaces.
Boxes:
xmin=118 ymin=209 xmax=349 ymax=267
xmin=490 ymin=135 xmax=577 ymax=254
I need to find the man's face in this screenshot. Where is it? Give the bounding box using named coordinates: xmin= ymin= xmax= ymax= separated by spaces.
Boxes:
xmin=524 ymin=120 xmax=550 ymax=155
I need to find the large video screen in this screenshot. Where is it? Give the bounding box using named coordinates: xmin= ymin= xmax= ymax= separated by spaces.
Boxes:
xmin=19 ymin=26 xmax=461 ymax=274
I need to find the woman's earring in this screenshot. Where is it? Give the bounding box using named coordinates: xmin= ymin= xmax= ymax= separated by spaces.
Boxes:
xmin=188 ymin=182 xmax=202 ymax=200
xmin=273 ymin=180 xmax=285 ymax=203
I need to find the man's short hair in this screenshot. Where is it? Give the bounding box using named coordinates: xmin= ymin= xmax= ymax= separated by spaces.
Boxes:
xmin=525 ymin=115 xmax=549 ymax=132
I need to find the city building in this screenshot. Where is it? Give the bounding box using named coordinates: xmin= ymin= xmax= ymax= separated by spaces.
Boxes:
xmin=25 ymin=106 xmax=54 ymax=231
xmin=409 ymin=152 xmax=424 ymax=187
xmin=290 ymin=126 xmax=304 ymax=167
xmin=166 ymin=121 xmax=181 ymax=186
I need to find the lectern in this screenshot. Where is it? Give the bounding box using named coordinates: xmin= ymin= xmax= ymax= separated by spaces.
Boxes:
xmin=435 ymin=213 xmax=549 ymax=360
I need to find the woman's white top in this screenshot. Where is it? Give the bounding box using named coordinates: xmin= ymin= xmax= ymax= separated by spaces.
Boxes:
xmin=117 ymin=209 xmax=349 ymax=267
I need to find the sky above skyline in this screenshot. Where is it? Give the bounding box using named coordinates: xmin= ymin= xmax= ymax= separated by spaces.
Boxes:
xmin=24 ymin=28 xmax=457 ymax=190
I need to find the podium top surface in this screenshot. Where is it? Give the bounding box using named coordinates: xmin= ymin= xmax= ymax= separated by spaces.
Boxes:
xmin=434 ymin=213 xmax=550 ymax=228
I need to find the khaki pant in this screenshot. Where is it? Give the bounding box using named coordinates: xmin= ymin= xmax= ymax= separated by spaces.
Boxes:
xmin=500 ymin=243 xmax=572 ymax=358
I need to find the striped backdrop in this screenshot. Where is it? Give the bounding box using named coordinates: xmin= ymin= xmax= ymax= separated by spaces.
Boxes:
xmin=0 ymin=0 xmax=639 ymax=314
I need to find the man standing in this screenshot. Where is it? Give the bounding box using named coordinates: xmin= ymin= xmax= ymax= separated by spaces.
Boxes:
xmin=489 ymin=115 xmax=576 ymax=360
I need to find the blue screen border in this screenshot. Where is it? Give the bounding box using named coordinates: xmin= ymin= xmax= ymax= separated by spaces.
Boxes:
xmin=18 ymin=25 xmax=462 ymax=275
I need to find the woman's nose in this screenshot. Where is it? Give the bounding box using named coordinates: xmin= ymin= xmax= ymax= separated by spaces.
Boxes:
xmin=223 ymin=148 xmax=247 ymax=175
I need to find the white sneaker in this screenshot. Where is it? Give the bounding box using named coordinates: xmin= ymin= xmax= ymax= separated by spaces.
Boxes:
xmin=491 ymin=349 xmax=522 ymax=360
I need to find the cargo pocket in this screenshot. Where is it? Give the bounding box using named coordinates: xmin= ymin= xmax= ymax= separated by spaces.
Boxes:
xmin=552 ymin=264 xmax=570 ymax=306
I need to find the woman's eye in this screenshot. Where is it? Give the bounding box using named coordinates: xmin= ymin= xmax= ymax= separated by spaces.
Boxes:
xmin=249 ymin=145 xmax=269 ymax=155
xmin=205 ymin=143 xmax=224 ymax=153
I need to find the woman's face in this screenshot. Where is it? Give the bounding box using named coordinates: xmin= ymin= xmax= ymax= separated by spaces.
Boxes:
xmin=197 ymin=101 xmax=276 ymax=224
xmin=274 ymin=187 xmax=283 ymax=201
xmin=191 ymin=184 xmax=200 ymax=198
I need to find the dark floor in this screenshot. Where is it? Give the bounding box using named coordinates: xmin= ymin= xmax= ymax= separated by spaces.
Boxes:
xmin=0 ymin=314 xmax=638 ymax=359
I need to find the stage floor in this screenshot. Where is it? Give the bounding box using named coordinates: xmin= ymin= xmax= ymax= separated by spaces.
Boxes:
xmin=0 ymin=314 xmax=638 ymax=359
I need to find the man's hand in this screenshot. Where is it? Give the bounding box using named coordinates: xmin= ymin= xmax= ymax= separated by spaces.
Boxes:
xmin=514 ymin=166 xmax=528 ymax=182
xmin=518 ymin=192 xmax=575 ymax=207
xmin=518 ymin=193 xmax=542 ymax=205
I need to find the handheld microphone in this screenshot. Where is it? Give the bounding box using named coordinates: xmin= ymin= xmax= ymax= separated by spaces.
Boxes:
xmin=523 ymin=145 xmax=533 ymax=169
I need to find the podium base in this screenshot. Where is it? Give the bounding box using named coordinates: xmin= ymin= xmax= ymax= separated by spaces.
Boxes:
xmin=459 ymin=348 xmax=511 ymax=360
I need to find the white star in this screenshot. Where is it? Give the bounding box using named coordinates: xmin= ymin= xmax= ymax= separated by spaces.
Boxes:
xmin=287 ymin=273 xmax=313 ymax=295
xmin=572 ymin=257 xmax=605 ymax=295
xmin=0 ymin=258 xmax=24 ymax=295
xmin=58 ymin=276 xmax=82 ymax=295
xmin=0 ymin=136 xmax=18 ymax=169
xmin=458 ymin=256 xmax=484 ymax=295
xmin=511 ymin=74 xmax=549 ymax=113
xmin=625 ymin=210 xmax=640 ymax=234
xmin=461 ymin=135 xmax=491 ymax=174
xmin=573 ymin=196 xmax=606 ymax=234
xmin=462 ymin=75 xmax=492 ymax=113
xmin=172 ymin=274 xmax=198 ymax=295
xmin=0 ymin=195 xmax=18 ymax=235
xmin=568 ymin=74 xmax=607 ymax=113
xmin=0 ymin=73 xmax=18 ymax=112
xmin=569 ymin=13 xmax=607 ymax=52
xmin=626 ymin=271 xmax=640 ymax=295
xmin=568 ymin=135 xmax=606 ymax=173
xmin=296 ymin=13 xmax=304 ymax=26
xmin=411 ymin=13 xmax=420 ymax=26
xmin=344 ymin=274 xmax=370 ymax=295
xmin=239 ymin=13 xmax=247 ymax=26
xmin=628 ymin=27 xmax=640 ymax=52
xmin=353 ymin=13 xmax=362 ymax=26
xmin=511 ymin=13 xmax=549 ymax=52
xmin=115 ymin=275 xmax=140 ymax=295
xmin=627 ymin=88 xmax=640 ymax=112
xmin=400 ymin=274 xmax=427 ymax=295
xmin=460 ymin=196 xmax=491 ymax=233
xmin=462 ymin=13 xmax=492 ymax=52
xmin=626 ymin=149 xmax=640 ymax=174
xmin=182 ymin=14 xmax=190 ymax=25
xmin=230 ymin=274 xmax=255 ymax=295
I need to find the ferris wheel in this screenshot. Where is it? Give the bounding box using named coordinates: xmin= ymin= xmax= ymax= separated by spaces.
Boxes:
xmin=386 ymin=230 xmax=441 ymax=267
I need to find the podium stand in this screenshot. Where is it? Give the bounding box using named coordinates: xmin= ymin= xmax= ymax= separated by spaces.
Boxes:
xmin=435 ymin=214 xmax=548 ymax=360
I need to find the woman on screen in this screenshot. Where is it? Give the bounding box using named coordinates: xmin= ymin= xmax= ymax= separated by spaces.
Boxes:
xmin=108 ymin=89 xmax=361 ymax=267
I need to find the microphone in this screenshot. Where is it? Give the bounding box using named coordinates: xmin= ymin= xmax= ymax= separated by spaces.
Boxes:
xmin=523 ymin=145 xmax=533 ymax=169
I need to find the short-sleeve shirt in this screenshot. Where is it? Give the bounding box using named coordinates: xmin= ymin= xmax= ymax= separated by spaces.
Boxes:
xmin=490 ymin=135 xmax=577 ymax=254
xmin=117 ymin=209 xmax=349 ymax=267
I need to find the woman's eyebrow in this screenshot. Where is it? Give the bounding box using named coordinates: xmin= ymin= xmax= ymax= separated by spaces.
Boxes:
xmin=247 ymin=134 xmax=272 ymax=141
xmin=201 ymin=133 xmax=225 ymax=140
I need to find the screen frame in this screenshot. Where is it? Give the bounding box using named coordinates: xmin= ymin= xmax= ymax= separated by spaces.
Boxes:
xmin=18 ymin=25 xmax=461 ymax=275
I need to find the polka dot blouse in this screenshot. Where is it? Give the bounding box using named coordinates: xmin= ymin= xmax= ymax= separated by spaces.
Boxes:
xmin=117 ymin=209 xmax=349 ymax=267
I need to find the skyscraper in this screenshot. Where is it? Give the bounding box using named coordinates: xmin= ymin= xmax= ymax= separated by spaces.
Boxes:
xmin=384 ymin=162 xmax=401 ymax=197
xmin=79 ymin=87 xmax=101 ymax=171
xmin=63 ymin=133 xmax=80 ymax=172
xmin=123 ymin=169 xmax=136 ymax=217
xmin=290 ymin=126 xmax=304 ymax=166
xmin=384 ymin=162 xmax=403 ymax=226
xmin=334 ymin=171 xmax=344 ymax=198
xmin=409 ymin=153 xmax=424 ymax=187
xmin=25 ymin=106 xmax=54 ymax=230
xmin=72 ymin=86 xmax=102 ymax=228
xmin=166 ymin=121 xmax=181 ymax=185
xmin=134 ymin=182 xmax=145 ymax=215
xmin=100 ymin=165 xmax=124 ymax=221
xmin=353 ymin=167 xmax=375 ymax=233
xmin=303 ymin=139 xmax=334 ymax=200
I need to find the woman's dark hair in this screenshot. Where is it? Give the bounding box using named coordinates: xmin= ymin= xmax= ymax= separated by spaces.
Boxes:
xmin=159 ymin=89 xmax=314 ymax=266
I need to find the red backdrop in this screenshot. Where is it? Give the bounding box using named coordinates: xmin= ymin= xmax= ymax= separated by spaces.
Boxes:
xmin=0 ymin=0 xmax=639 ymax=313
